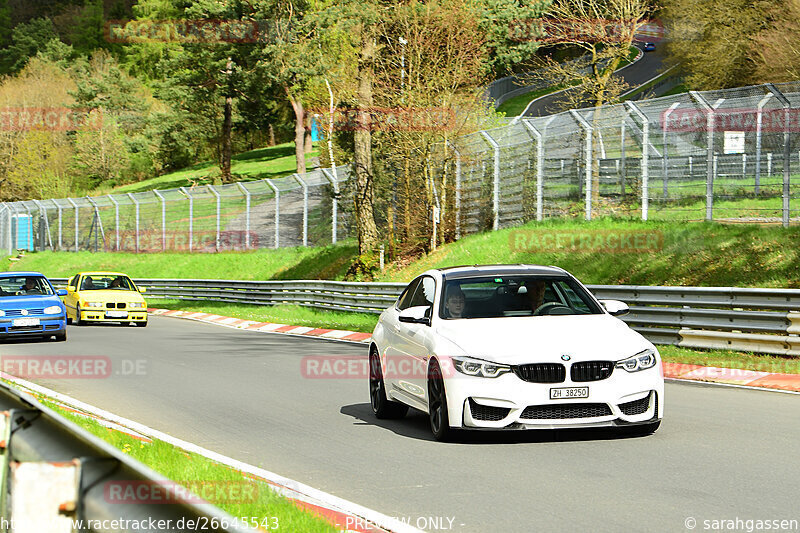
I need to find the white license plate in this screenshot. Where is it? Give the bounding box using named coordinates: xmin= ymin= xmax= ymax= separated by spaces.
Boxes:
xmin=12 ymin=318 xmax=40 ymax=327
xmin=105 ymin=310 xmax=128 ymax=318
xmin=550 ymin=387 xmax=589 ymax=400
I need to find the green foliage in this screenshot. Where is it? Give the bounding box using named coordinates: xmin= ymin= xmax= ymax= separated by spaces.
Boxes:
xmin=480 ymin=0 xmax=548 ymax=77
xmin=69 ymin=0 xmax=107 ymax=54
xmin=0 ymin=18 xmax=59 ymax=74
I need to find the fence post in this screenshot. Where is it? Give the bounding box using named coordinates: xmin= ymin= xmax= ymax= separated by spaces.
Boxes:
xmin=662 ymin=102 xmax=680 ymax=199
xmin=569 ymin=110 xmax=593 ymax=221
xmin=690 ymin=91 xmax=719 ymax=221
xmin=480 ymin=131 xmax=501 ymax=230
xmin=85 ymin=196 xmax=105 ymax=252
xmin=179 ymin=187 xmax=193 ymax=252
xmin=66 ymin=198 xmax=79 ymax=252
xmin=755 ymin=93 xmax=772 ymax=196
xmin=31 ymin=200 xmax=53 ymax=251
xmin=447 ymin=142 xmax=462 ymax=239
xmin=207 ymin=185 xmax=221 ymax=252
xmin=620 ymin=117 xmax=626 ymax=196
xmin=293 ymin=174 xmax=309 ymax=247
xmin=152 ymin=190 xmax=167 ymax=251
xmin=320 ymin=167 xmax=339 ymax=244
xmin=766 ymin=83 xmax=791 ymax=227
xmin=625 ymin=102 xmax=649 ymax=220
xmin=106 ymin=195 xmax=119 ymax=251
xmin=126 ymin=193 xmax=140 ymax=253
xmin=235 ymin=182 xmax=251 ymax=249
xmin=265 ymin=179 xmax=280 ymax=248
xmin=521 ymin=119 xmax=544 ymax=221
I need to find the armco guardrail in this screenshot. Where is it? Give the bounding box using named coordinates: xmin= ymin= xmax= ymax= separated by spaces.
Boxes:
xmin=49 ymin=279 xmax=800 ymax=355
xmin=0 ymin=381 xmax=251 ymax=533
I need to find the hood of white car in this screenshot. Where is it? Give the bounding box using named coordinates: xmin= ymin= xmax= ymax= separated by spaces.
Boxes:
xmin=434 ymin=314 xmax=650 ymax=365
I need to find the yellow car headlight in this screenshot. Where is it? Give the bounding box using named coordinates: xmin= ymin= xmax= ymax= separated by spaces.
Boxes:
xmin=84 ymin=302 xmax=103 ymax=308
xmin=128 ymin=302 xmax=146 ymax=309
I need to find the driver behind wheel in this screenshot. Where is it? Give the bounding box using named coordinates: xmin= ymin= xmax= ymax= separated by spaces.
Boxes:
xmin=444 ymin=286 xmax=467 ymax=318
xmin=527 ymin=280 xmax=547 ymax=313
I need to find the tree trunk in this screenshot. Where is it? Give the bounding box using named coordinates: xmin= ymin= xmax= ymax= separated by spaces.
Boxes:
xmin=220 ymin=58 xmax=233 ymax=183
xmin=287 ymin=89 xmax=306 ymax=176
xmin=304 ymin=115 xmax=313 ymax=153
xmin=268 ymin=124 xmax=276 ymax=146
xmin=353 ymin=32 xmax=379 ymax=256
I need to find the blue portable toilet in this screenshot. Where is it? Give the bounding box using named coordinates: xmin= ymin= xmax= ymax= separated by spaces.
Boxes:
xmin=311 ymin=117 xmax=320 ymax=142
xmin=12 ymin=214 xmax=34 ymax=251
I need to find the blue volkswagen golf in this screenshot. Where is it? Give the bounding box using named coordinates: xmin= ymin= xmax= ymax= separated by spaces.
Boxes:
xmin=0 ymin=272 xmax=67 ymax=342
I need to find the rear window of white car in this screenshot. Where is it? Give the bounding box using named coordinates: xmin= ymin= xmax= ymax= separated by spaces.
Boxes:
xmin=439 ymin=276 xmax=602 ymax=319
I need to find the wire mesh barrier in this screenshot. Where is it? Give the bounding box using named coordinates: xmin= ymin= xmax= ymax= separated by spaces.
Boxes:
xmin=2 ymin=83 xmax=800 ymax=255
xmin=0 ymin=166 xmax=351 ymax=253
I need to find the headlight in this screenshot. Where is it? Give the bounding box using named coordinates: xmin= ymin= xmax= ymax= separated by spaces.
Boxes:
xmin=128 ymin=302 xmax=145 ymax=309
xmin=615 ymin=349 xmax=657 ymax=373
xmin=453 ymin=357 xmax=511 ymax=378
xmin=44 ymin=305 xmax=62 ymax=314
xmin=84 ymin=302 xmax=103 ymax=308
xmin=0 ymin=310 xmax=4 ymax=317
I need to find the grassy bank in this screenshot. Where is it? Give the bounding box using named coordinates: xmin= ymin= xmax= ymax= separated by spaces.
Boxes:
xmin=36 ymin=400 xmax=338 ymax=532
xmin=8 ymin=219 xmax=800 ymax=287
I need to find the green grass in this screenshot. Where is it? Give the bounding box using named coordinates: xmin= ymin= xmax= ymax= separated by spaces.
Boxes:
xmin=7 ymin=242 xmax=357 ymax=280
xmin=154 ymin=300 xmax=379 ymax=333
xmin=659 ymin=345 xmax=800 ymax=375
xmin=99 ymin=143 xmax=320 ymax=194
xmin=661 ymin=83 xmax=690 ymax=97
xmin=36 ymin=399 xmax=338 ymax=532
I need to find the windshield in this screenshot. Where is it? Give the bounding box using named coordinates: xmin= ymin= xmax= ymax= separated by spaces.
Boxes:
xmin=0 ymin=276 xmax=54 ymax=297
xmin=80 ymin=275 xmax=136 ymax=291
xmin=439 ymin=276 xmax=603 ymax=319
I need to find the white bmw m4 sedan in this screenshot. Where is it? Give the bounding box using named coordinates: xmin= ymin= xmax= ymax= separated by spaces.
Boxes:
xmin=369 ymin=265 xmax=664 ymax=441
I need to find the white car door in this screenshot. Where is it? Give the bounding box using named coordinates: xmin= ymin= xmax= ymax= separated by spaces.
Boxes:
xmin=393 ymin=276 xmax=437 ymax=407
xmin=382 ymin=278 xmax=422 ymax=396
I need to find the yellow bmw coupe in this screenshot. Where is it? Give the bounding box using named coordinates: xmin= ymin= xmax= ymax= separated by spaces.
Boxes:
xmin=63 ymin=272 xmax=148 ymax=327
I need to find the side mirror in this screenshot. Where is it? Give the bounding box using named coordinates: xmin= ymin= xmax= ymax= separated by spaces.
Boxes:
xmin=66 ymin=286 xmax=75 ymax=292
xmin=398 ymin=305 xmax=431 ymax=326
xmin=138 ymin=287 xmax=147 ymax=293
xmin=56 ymin=289 xmax=68 ymax=296
xmin=600 ymin=299 xmax=629 ymax=317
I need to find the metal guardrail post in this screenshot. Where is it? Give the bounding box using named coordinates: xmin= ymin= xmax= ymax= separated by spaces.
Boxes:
xmin=107 ymin=195 xmax=120 ymax=251
xmin=126 ymin=193 xmax=140 ymax=253
xmin=235 ymin=183 xmax=251 ymax=249
xmin=570 ymin=110 xmax=593 ymax=221
xmin=265 ymin=179 xmax=280 ymax=248
xmin=153 ymin=190 xmax=167 ymax=251
xmin=690 ymin=91 xmax=720 ymax=221
xmin=320 ymin=168 xmax=338 ymax=244
xmin=662 ymin=102 xmax=680 ymax=200
xmin=766 ymin=83 xmax=792 ymax=227
xmin=66 ymin=198 xmax=79 ymax=252
xmin=521 ymin=119 xmax=544 ymax=221
xmin=293 ymin=174 xmax=309 ymax=247
xmin=207 ymin=185 xmax=221 ymax=252
xmin=480 ymin=131 xmax=501 ymax=230
xmin=179 ymin=187 xmax=193 ymax=252
xmin=625 ymin=102 xmax=649 ymax=220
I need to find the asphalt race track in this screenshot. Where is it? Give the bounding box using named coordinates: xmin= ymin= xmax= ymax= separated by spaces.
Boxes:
xmin=523 ymin=44 xmax=666 ymax=118
xmin=2 ymin=317 xmax=798 ymax=532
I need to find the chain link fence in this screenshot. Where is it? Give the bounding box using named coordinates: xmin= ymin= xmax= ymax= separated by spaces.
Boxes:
xmin=2 ymin=82 xmax=800 ymax=255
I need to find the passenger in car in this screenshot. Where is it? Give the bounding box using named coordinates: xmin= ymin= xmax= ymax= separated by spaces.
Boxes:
xmin=444 ymin=287 xmax=467 ymax=318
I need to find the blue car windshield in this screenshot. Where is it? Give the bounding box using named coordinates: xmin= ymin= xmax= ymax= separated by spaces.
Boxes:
xmin=0 ymin=276 xmax=54 ymax=297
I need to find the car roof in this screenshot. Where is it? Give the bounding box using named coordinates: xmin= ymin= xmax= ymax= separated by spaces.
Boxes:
xmin=0 ymin=271 xmax=47 ymax=278
xmin=435 ymin=264 xmax=568 ymax=280
xmin=76 ymin=271 xmax=129 ymax=277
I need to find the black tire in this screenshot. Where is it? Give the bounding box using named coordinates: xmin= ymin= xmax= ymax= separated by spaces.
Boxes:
xmin=135 ymin=320 xmax=148 ymax=328
xmin=369 ymin=350 xmax=408 ymax=419
xmin=427 ymin=359 xmax=453 ymax=442
xmin=66 ymin=315 xmax=72 ymax=325
xmin=74 ymin=305 xmax=83 ymax=326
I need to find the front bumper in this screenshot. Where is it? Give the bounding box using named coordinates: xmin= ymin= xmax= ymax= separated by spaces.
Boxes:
xmin=443 ymin=363 xmax=664 ymax=430
xmin=0 ymin=315 xmax=67 ymax=338
xmin=79 ymin=308 xmax=147 ymax=322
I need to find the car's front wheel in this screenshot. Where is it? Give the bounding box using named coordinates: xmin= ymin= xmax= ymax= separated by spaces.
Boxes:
xmin=428 ymin=359 xmax=453 ymax=442
xmin=74 ymin=305 xmax=83 ymax=326
xmin=369 ymin=350 xmax=408 ymax=419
